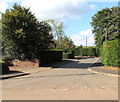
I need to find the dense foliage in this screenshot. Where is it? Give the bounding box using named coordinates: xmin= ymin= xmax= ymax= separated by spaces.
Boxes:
xmin=100 ymin=39 xmax=120 ymax=67
xmin=91 ymin=7 xmax=120 ymax=67
xmin=39 ymin=51 xmax=63 ymax=65
xmin=2 ymin=4 xmax=53 ymax=59
xmin=74 ymin=46 xmax=97 ymax=57
xmin=91 ymin=7 xmax=120 ymax=47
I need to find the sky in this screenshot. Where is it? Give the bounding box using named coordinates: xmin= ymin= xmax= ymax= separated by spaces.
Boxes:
xmin=0 ymin=0 xmax=119 ymax=46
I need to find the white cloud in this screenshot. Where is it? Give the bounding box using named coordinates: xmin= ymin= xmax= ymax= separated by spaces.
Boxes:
xmin=0 ymin=2 xmax=8 ymax=13
xmin=70 ymin=29 xmax=95 ymax=46
xmin=21 ymin=0 xmax=97 ymax=20
xmin=85 ymin=0 xmax=119 ymax=2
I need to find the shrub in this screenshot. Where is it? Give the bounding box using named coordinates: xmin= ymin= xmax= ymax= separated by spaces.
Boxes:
xmin=88 ymin=47 xmax=96 ymax=56
xmin=74 ymin=47 xmax=80 ymax=56
xmin=38 ymin=51 xmax=63 ymax=65
xmin=96 ymin=47 xmax=100 ymax=57
xmin=75 ymin=47 xmax=97 ymax=57
xmin=82 ymin=48 xmax=88 ymax=56
xmin=63 ymin=52 xmax=75 ymax=59
xmin=0 ymin=61 xmax=10 ymax=74
xmin=101 ymin=39 xmax=120 ymax=67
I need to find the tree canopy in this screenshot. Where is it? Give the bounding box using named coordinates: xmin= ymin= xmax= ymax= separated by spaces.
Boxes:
xmin=61 ymin=36 xmax=75 ymax=52
xmin=91 ymin=7 xmax=120 ymax=47
xmin=46 ymin=19 xmax=75 ymax=51
xmin=2 ymin=4 xmax=53 ymax=59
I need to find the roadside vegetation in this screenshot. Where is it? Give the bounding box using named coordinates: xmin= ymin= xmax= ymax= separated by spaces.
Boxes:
xmin=1 ymin=4 xmax=75 ymax=66
xmin=91 ymin=7 xmax=120 ymax=67
xmin=0 ymin=3 xmax=119 ymax=74
xmin=1 ymin=4 xmax=75 ymax=60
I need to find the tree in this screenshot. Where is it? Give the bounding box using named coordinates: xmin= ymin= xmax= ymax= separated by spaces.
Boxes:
xmin=2 ymin=4 xmax=53 ymax=59
xmin=45 ymin=19 xmax=65 ymax=49
xmin=44 ymin=19 xmax=75 ymax=51
xmin=61 ymin=36 xmax=75 ymax=52
xmin=91 ymin=7 xmax=120 ymax=47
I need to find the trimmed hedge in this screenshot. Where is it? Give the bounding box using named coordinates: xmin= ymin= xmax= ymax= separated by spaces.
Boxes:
xmin=74 ymin=47 xmax=97 ymax=57
xmin=63 ymin=51 xmax=75 ymax=59
xmin=96 ymin=47 xmax=100 ymax=57
xmin=39 ymin=51 xmax=63 ymax=65
xmin=101 ymin=39 xmax=120 ymax=67
xmin=63 ymin=53 xmax=74 ymax=59
xmin=0 ymin=61 xmax=10 ymax=75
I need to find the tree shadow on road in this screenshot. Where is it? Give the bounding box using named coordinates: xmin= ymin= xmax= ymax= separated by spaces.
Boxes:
xmin=40 ymin=57 xmax=99 ymax=69
xmin=16 ymin=73 xmax=96 ymax=79
xmin=52 ymin=59 xmax=94 ymax=69
xmin=1 ymin=70 xmax=23 ymax=75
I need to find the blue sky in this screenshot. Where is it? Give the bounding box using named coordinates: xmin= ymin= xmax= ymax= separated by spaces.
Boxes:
xmin=0 ymin=0 xmax=119 ymax=46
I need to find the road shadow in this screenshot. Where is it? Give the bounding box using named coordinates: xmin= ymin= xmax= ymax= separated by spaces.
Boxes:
xmin=1 ymin=70 xmax=23 ymax=75
xmin=52 ymin=57 xmax=96 ymax=69
xmin=40 ymin=60 xmax=73 ymax=67
xmin=91 ymin=59 xmax=104 ymax=67
xmin=92 ymin=62 xmax=104 ymax=67
xmin=40 ymin=57 xmax=98 ymax=69
xmin=16 ymin=73 xmax=96 ymax=79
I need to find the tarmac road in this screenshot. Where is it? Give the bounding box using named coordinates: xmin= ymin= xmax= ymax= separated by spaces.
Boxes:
xmin=2 ymin=57 xmax=118 ymax=100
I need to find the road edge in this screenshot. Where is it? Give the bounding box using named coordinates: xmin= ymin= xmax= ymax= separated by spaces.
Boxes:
xmin=88 ymin=58 xmax=120 ymax=77
xmin=88 ymin=68 xmax=120 ymax=77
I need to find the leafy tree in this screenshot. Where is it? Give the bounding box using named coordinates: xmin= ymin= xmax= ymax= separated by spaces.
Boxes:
xmin=61 ymin=36 xmax=75 ymax=52
xmin=45 ymin=19 xmax=65 ymax=49
xmin=91 ymin=7 xmax=120 ymax=47
xmin=2 ymin=4 xmax=53 ymax=59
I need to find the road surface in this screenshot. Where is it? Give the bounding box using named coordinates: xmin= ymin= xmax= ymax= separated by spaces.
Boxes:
xmin=1 ymin=57 xmax=118 ymax=100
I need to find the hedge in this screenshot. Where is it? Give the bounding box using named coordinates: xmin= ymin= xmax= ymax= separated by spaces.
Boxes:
xmin=0 ymin=61 xmax=10 ymax=74
xmin=100 ymin=39 xmax=120 ymax=67
xmin=2 ymin=50 xmax=63 ymax=66
xmin=63 ymin=53 xmax=75 ymax=59
xmin=38 ymin=51 xmax=63 ymax=65
xmin=74 ymin=47 xmax=97 ymax=57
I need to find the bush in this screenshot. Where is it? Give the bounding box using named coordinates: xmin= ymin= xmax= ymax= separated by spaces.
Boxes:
xmin=74 ymin=47 xmax=97 ymax=57
xmin=96 ymin=47 xmax=100 ymax=57
xmin=63 ymin=53 xmax=69 ymax=59
xmin=82 ymin=48 xmax=89 ymax=56
xmin=0 ymin=61 xmax=10 ymax=74
xmin=38 ymin=51 xmax=63 ymax=65
xmin=63 ymin=51 xmax=75 ymax=59
xmin=88 ymin=47 xmax=96 ymax=56
xmin=101 ymin=39 xmax=120 ymax=67
xmin=63 ymin=53 xmax=74 ymax=59
xmin=74 ymin=47 xmax=80 ymax=56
